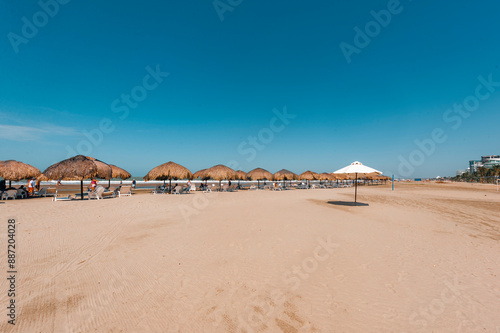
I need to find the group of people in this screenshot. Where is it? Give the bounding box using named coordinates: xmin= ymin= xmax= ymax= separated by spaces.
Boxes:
xmin=25 ymin=178 xmax=41 ymax=196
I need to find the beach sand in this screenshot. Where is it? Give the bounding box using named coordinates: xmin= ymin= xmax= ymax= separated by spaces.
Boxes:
xmin=1 ymin=182 xmax=499 ymax=332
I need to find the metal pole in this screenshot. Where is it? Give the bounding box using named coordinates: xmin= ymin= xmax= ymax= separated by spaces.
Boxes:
xmin=392 ymin=174 xmax=394 ymax=191
xmin=80 ymin=180 xmax=84 ymax=200
xmin=355 ymin=173 xmax=358 ymax=206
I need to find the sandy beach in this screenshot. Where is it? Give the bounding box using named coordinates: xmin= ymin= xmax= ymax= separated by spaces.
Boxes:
xmin=1 ymin=182 xmax=499 ymax=332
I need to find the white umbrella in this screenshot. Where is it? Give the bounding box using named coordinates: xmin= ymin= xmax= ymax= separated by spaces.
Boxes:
xmin=333 ymin=161 xmax=382 ymax=206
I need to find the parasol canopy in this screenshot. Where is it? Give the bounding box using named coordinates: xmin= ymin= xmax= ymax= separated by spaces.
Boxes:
xmin=0 ymin=160 xmax=41 ymax=186
xmin=333 ymin=161 xmax=382 ymax=206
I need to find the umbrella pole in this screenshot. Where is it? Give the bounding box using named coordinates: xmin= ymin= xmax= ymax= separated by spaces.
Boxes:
xmin=355 ymin=173 xmax=358 ymax=206
xmin=9 ymin=180 xmax=11 ymax=188
xmin=108 ymin=179 xmax=111 ymax=188
xmin=80 ymin=180 xmax=84 ymax=200
xmin=169 ymin=179 xmax=172 ymax=194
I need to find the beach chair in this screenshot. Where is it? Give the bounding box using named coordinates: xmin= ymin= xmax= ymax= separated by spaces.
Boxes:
xmin=203 ymin=186 xmax=212 ymax=193
xmin=180 ymin=186 xmax=191 ymax=194
xmin=102 ymin=188 xmax=116 ymax=199
xmin=53 ymin=194 xmax=72 ymax=201
xmin=36 ymin=188 xmax=47 ymax=197
xmin=2 ymin=190 xmax=17 ymax=200
xmin=16 ymin=189 xmax=27 ymax=198
xmin=249 ymin=185 xmax=257 ymax=190
xmin=45 ymin=188 xmax=58 ymax=197
xmin=172 ymin=185 xmax=183 ymax=195
xmin=118 ymin=186 xmax=132 ymax=197
xmin=89 ymin=186 xmax=105 ymax=200
xmin=190 ymin=184 xmax=196 ymax=192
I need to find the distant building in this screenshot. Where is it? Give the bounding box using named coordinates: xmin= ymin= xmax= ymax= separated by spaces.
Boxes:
xmin=468 ymin=155 xmax=500 ymax=173
xmin=456 ymin=169 xmax=467 ymax=176
xmin=481 ymin=155 xmax=500 ymax=168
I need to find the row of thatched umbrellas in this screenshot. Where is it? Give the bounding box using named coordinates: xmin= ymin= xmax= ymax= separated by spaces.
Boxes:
xmin=1 ymin=156 xmax=389 ymax=201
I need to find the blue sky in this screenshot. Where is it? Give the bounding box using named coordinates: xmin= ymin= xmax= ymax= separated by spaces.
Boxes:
xmin=1 ymin=0 xmax=499 ymax=178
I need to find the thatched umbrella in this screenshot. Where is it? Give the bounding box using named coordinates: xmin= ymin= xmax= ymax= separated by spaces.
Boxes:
xmin=274 ymin=169 xmax=298 ymax=188
xmin=203 ymin=164 xmax=236 ymax=187
xmin=42 ymin=155 xmax=99 ymax=200
xmin=86 ymin=156 xmax=112 ymax=180
xmin=0 ymin=160 xmax=41 ymax=187
xmin=318 ymin=172 xmax=335 ymax=185
xmin=235 ymin=170 xmax=247 ymax=180
xmin=246 ymin=168 xmax=273 ymax=188
xmin=235 ymin=170 xmax=247 ymax=186
xmin=109 ymin=164 xmax=131 ymax=187
xmin=144 ymin=161 xmax=192 ymax=193
xmin=299 ymin=170 xmax=319 ymax=187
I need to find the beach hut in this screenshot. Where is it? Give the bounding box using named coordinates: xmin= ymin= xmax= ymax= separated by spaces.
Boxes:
xmin=202 ymin=164 xmax=237 ymax=188
xmin=333 ymin=161 xmax=381 ymax=206
xmin=246 ymin=168 xmax=273 ymax=188
xmin=41 ymin=155 xmax=99 ymax=200
xmin=274 ymin=169 xmax=298 ymax=188
xmin=0 ymin=160 xmax=41 ymax=188
xmin=144 ymin=161 xmax=192 ymax=193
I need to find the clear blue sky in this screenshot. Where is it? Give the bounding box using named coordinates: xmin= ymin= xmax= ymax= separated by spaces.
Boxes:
xmin=1 ymin=0 xmax=499 ymax=178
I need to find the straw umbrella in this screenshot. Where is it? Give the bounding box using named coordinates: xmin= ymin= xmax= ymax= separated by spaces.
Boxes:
xmin=333 ymin=161 xmax=381 ymax=206
xmin=235 ymin=170 xmax=247 ymax=186
xmin=109 ymin=164 xmax=131 ymax=188
xmin=86 ymin=156 xmax=112 ymax=180
xmin=42 ymin=155 xmax=99 ymax=200
xmin=0 ymin=160 xmax=41 ymax=188
xmin=299 ymin=170 xmax=318 ymax=187
xmin=274 ymin=169 xmax=297 ymax=188
xmin=318 ymin=172 xmax=335 ymax=186
xmin=246 ymin=168 xmax=273 ymax=188
xmin=144 ymin=161 xmax=192 ymax=193
xmin=203 ymin=164 xmax=237 ymax=188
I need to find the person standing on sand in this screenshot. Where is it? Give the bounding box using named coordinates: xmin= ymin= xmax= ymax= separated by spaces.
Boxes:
xmin=132 ymin=179 xmax=136 ymax=189
xmin=27 ymin=178 xmax=34 ymax=196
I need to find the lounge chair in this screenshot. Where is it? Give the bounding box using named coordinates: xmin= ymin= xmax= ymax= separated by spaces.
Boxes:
xmin=180 ymin=186 xmax=191 ymax=194
xmin=16 ymin=189 xmax=27 ymax=198
xmin=172 ymin=185 xmax=183 ymax=194
xmin=89 ymin=186 xmax=105 ymax=200
xmin=53 ymin=194 xmax=72 ymax=201
xmin=35 ymin=188 xmax=47 ymax=197
xmin=45 ymin=188 xmax=58 ymax=197
xmin=190 ymin=185 xmax=196 ymax=192
xmin=118 ymin=186 xmax=132 ymax=197
xmin=2 ymin=190 xmax=17 ymax=200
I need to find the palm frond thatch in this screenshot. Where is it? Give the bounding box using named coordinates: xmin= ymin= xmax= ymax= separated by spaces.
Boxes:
xmin=203 ymin=164 xmax=236 ymax=180
xmin=86 ymin=156 xmax=112 ymax=180
xmin=235 ymin=170 xmax=247 ymax=180
xmin=246 ymin=168 xmax=273 ymax=180
xmin=144 ymin=161 xmax=192 ymax=181
xmin=110 ymin=164 xmax=131 ymax=179
xmin=0 ymin=160 xmax=41 ymax=181
xmin=273 ymin=169 xmax=298 ymax=180
xmin=193 ymin=168 xmax=208 ymax=180
xmin=298 ymin=170 xmax=319 ymax=180
xmin=41 ymin=155 xmax=98 ymax=181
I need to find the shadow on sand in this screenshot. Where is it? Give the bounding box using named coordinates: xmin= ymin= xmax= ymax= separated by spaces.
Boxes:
xmin=327 ymin=201 xmax=369 ymax=207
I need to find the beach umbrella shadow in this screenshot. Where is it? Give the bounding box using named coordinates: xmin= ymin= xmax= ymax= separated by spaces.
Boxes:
xmin=327 ymin=201 xmax=369 ymax=207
